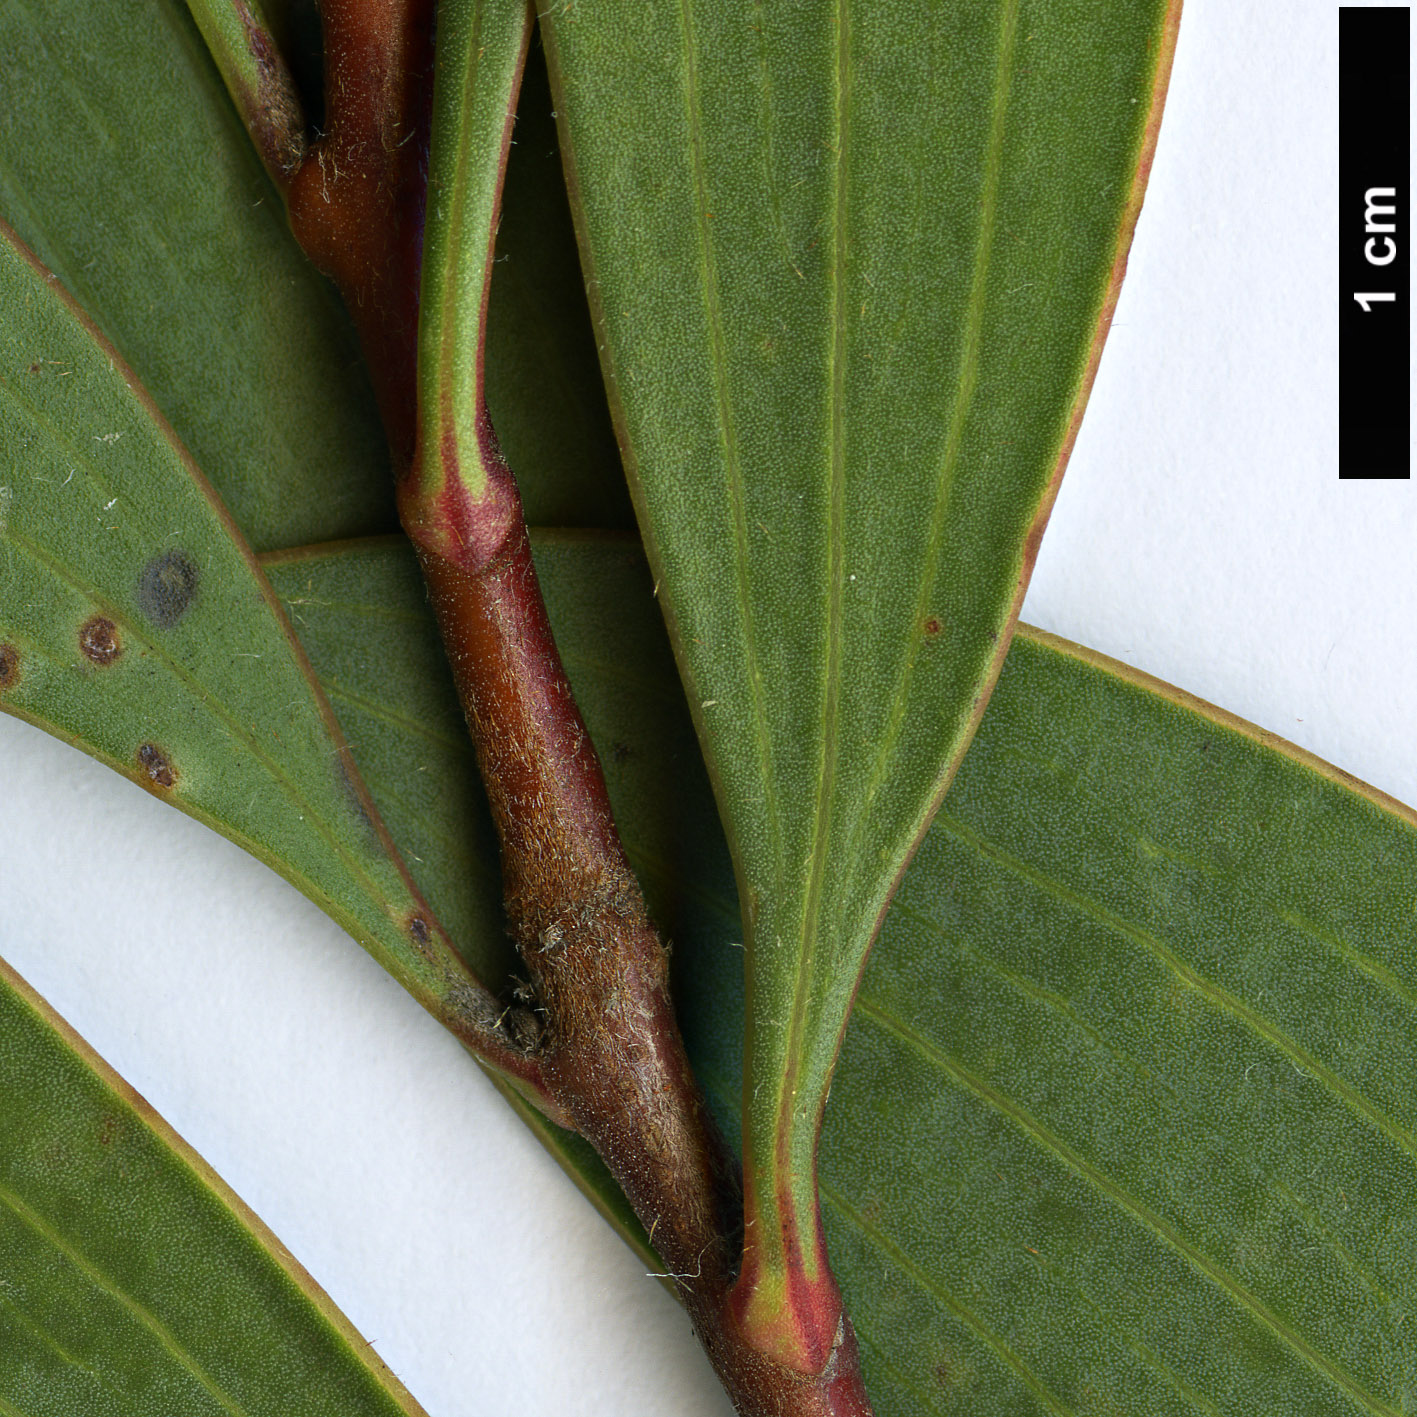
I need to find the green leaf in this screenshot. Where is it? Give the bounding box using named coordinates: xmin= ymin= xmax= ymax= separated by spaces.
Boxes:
xmin=0 ymin=221 xmax=513 ymax=1068
xmin=272 ymin=535 xmax=1417 ymax=1415
xmin=0 ymin=0 xmax=390 ymax=551
xmin=0 ymin=953 xmax=430 ymax=1416
xmin=485 ymin=40 xmax=634 ymax=531
xmin=539 ymin=0 xmax=1184 ymax=1315
xmin=824 ymin=632 xmax=1417 ymax=1414
xmin=0 ymin=0 xmax=627 ymax=548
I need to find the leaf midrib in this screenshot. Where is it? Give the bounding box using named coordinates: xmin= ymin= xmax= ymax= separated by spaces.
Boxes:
xmin=772 ymin=0 xmax=853 ymax=1195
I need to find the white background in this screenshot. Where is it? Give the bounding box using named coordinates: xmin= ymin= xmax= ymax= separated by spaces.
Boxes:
xmin=0 ymin=2 xmax=1412 ymax=1413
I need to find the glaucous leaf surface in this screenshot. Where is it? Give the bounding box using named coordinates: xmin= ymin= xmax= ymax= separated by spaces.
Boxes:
xmin=0 ymin=955 xmax=429 ymax=1417
xmin=540 ymin=0 xmax=1184 ymax=1270
xmin=275 ymin=537 xmax=1417 ymax=1416
xmin=0 ymin=224 xmax=497 ymax=1033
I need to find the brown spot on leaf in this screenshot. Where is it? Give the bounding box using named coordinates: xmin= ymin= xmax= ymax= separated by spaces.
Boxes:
xmin=137 ymin=742 xmax=176 ymax=789
xmin=0 ymin=644 xmax=18 ymax=690
xmin=98 ymin=1116 xmax=117 ymax=1146
xmin=924 ymin=617 xmax=942 ymax=638
xmin=137 ymin=550 xmax=199 ymax=628
xmin=408 ymin=914 xmax=432 ymax=955
xmin=79 ymin=615 xmax=122 ymax=666
xmin=27 ymin=361 xmax=41 ymax=375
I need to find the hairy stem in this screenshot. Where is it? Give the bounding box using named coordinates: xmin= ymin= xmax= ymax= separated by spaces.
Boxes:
xmin=191 ymin=0 xmax=568 ymax=1122
xmin=259 ymin=0 xmax=874 ymax=1408
xmin=184 ymin=0 xmax=307 ymax=188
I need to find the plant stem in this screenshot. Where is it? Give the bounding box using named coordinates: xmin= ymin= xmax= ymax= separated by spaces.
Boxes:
xmin=187 ymin=0 xmax=569 ymax=1122
xmin=241 ymin=0 xmax=875 ymax=1407
xmin=284 ymin=0 xmax=436 ymax=468
xmin=184 ymin=0 xmax=307 ymax=188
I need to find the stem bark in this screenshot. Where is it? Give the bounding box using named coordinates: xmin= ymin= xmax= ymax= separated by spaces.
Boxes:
xmin=276 ymin=4 xmax=874 ymax=1410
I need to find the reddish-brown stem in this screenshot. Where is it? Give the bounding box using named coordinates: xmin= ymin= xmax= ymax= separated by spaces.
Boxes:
xmin=410 ymin=425 xmax=872 ymax=1416
xmin=286 ymin=0 xmax=435 ymax=467
xmin=280 ymin=4 xmax=873 ymax=1410
xmin=407 ymin=424 xmax=741 ymax=1270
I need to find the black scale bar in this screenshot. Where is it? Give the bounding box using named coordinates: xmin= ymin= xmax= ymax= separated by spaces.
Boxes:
xmin=1339 ymin=5 xmax=1410 ymax=478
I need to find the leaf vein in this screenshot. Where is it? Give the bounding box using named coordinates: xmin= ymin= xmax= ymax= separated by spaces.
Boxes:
xmin=891 ymin=895 xmax=1403 ymax=1308
xmin=851 ymin=996 xmax=1401 ymax=1416
xmin=820 ymin=1179 xmax=1077 ymax=1417
xmin=937 ymin=812 xmax=1417 ymax=1164
xmin=0 ymin=1179 xmax=251 ymax=1417
xmin=842 ymin=0 xmax=1022 ymax=871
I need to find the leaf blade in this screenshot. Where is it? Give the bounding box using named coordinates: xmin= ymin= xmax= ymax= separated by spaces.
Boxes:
xmin=0 ymin=220 xmax=530 ymax=1087
xmin=540 ymin=0 xmax=1184 ymax=1323
xmin=821 ymin=628 xmax=1417 ymax=1413
xmin=0 ymin=954 xmax=430 ymax=1417
xmin=273 ymin=535 xmax=1417 ymax=1413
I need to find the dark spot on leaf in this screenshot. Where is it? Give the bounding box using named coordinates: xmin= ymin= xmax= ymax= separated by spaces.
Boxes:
xmin=0 ymin=644 xmax=18 ymax=690
xmin=933 ymin=1358 xmax=962 ymax=1388
xmin=408 ymin=915 xmax=432 ymax=955
xmin=27 ymin=361 xmax=40 ymax=375
xmin=137 ymin=742 xmax=176 ymax=789
xmin=79 ymin=615 xmax=122 ymax=666
xmin=610 ymin=741 xmax=631 ymax=764
xmin=98 ymin=1116 xmax=117 ymax=1146
xmin=137 ymin=550 xmax=199 ymax=628
xmin=924 ymin=617 xmax=942 ymax=637
xmin=334 ymin=751 xmax=379 ymax=846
